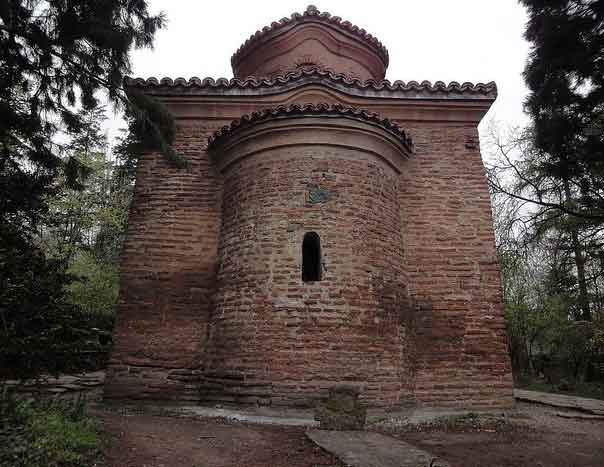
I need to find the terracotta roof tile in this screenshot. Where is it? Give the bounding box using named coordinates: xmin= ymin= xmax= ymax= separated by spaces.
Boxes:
xmin=231 ymin=5 xmax=389 ymax=68
xmin=125 ymin=67 xmax=497 ymax=100
xmin=207 ymin=103 xmax=414 ymax=152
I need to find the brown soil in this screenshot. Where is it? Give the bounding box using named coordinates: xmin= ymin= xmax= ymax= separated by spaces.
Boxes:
xmin=94 ymin=402 xmax=603 ymax=467
xmin=378 ymin=403 xmax=604 ymax=467
xmin=95 ymin=408 xmax=342 ymax=467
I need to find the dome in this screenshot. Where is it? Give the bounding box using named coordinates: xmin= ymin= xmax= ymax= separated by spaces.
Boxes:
xmin=231 ymin=5 xmax=389 ymax=81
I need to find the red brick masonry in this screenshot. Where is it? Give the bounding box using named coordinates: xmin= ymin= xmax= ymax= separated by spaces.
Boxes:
xmin=105 ymin=5 xmax=514 ymax=409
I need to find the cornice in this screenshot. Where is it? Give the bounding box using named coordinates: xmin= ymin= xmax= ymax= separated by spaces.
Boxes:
xmin=124 ymin=68 xmax=498 ymax=101
xmin=206 ymin=103 xmax=414 ymax=153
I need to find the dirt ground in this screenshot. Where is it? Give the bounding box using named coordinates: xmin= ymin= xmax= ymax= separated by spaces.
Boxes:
xmin=377 ymin=402 xmax=604 ymax=467
xmin=95 ymin=408 xmax=343 ymax=467
xmin=94 ymin=402 xmax=603 ymax=467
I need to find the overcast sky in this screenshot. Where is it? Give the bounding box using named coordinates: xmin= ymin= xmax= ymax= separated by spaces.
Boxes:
xmin=107 ymin=0 xmax=532 ymax=146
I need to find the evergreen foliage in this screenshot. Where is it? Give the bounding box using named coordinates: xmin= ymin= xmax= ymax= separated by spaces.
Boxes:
xmin=1 ymin=103 xmax=130 ymax=379
xmin=0 ymin=0 xmax=166 ymax=379
xmin=519 ymin=0 xmax=604 ymax=222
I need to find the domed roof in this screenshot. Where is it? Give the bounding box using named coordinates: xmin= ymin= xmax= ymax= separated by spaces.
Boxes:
xmin=231 ymin=5 xmax=389 ymax=81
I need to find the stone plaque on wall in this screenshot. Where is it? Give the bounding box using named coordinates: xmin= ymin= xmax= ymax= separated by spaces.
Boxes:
xmin=307 ymin=184 xmax=331 ymax=204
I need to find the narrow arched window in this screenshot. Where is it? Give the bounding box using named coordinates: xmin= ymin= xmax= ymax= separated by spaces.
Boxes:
xmin=302 ymin=232 xmax=321 ymax=282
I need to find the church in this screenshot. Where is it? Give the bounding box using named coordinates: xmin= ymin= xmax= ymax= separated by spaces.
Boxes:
xmin=105 ymin=5 xmax=514 ymax=409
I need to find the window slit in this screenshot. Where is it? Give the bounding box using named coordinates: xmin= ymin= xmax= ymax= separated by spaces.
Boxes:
xmin=302 ymin=232 xmax=321 ymax=282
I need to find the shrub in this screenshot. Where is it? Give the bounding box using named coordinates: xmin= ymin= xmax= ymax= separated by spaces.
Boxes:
xmin=0 ymin=389 xmax=102 ymax=467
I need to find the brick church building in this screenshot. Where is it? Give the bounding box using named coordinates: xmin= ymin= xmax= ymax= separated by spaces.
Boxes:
xmin=105 ymin=5 xmax=514 ymax=409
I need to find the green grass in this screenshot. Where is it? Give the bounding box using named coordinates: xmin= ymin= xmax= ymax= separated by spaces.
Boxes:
xmin=0 ymin=389 xmax=103 ymax=467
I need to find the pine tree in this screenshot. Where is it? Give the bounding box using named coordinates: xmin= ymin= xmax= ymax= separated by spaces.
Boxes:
xmin=0 ymin=0 xmax=171 ymax=378
xmin=488 ymin=1 xmax=604 ymax=321
xmin=520 ymin=0 xmax=604 ymax=320
xmin=521 ymin=0 xmax=604 ymax=220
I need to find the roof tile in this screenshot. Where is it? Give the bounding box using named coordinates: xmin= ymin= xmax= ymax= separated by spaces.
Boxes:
xmin=207 ymin=103 xmax=414 ymax=152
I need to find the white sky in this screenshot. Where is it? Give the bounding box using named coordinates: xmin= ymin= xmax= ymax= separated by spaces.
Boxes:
xmin=107 ymin=0 xmax=532 ymax=147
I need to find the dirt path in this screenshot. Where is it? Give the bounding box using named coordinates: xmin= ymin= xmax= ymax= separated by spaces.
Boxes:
xmin=381 ymin=403 xmax=604 ymax=467
xmin=94 ymin=402 xmax=603 ymax=467
xmin=95 ymin=409 xmax=342 ymax=467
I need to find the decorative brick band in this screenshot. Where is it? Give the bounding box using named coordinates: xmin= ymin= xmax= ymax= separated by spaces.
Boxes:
xmin=207 ymin=103 xmax=414 ymax=154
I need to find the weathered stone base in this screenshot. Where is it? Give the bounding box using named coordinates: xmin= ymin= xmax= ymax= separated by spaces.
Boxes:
xmin=315 ymin=385 xmax=367 ymax=430
xmin=199 ymin=372 xmax=273 ymax=406
xmin=105 ymin=368 xmax=514 ymax=410
xmin=104 ymin=365 xmax=201 ymax=402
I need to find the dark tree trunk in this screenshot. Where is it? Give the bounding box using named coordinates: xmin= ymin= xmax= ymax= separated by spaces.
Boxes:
xmin=563 ymin=180 xmax=591 ymax=321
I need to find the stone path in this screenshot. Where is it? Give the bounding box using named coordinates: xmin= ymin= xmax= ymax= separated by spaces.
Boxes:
xmin=514 ymin=388 xmax=604 ymax=415
xmin=306 ymin=430 xmax=449 ymax=467
xmin=177 ymin=405 xmax=319 ymax=427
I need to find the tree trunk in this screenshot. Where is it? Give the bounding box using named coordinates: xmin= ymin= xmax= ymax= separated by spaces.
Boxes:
xmin=563 ymin=180 xmax=591 ymax=321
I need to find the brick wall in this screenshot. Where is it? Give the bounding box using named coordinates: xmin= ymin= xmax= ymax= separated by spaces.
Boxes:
xmin=106 ymin=108 xmax=513 ymax=409
xmin=397 ymin=123 xmax=513 ymax=408
xmin=204 ymin=145 xmax=410 ymax=407
xmin=104 ymin=122 xmax=222 ymax=401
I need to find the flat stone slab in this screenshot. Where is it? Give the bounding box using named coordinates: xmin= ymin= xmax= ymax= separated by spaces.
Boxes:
xmin=179 ymin=405 xmax=319 ymax=427
xmin=2 ymin=371 xmax=106 ymax=400
xmin=306 ymin=430 xmax=449 ymax=467
xmin=554 ymin=411 xmax=604 ymax=420
xmin=514 ymin=389 xmax=604 ymax=415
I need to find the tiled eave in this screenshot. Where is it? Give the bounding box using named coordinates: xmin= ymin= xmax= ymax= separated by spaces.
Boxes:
xmin=207 ymin=103 xmax=414 ymax=152
xmin=124 ymin=68 xmax=497 ymax=102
